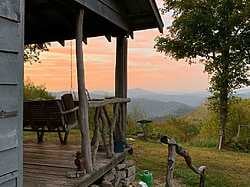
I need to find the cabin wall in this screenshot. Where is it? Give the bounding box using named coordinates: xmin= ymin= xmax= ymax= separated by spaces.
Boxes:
xmin=0 ymin=0 xmax=24 ymax=186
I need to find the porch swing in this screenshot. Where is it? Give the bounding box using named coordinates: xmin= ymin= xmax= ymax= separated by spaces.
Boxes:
xmin=23 ymin=41 xmax=80 ymax=145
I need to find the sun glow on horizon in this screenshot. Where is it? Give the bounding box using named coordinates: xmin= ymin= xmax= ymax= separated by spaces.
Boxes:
xmin=24 ymin=31 xmax=209 ymax=93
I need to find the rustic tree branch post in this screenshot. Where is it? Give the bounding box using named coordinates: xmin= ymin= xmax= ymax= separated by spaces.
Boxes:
xmin=75 ymin=8 xmax=93 ymax=173
xmin=115 ymin=36 xmax=128 ymax=145
xmin=100 ymin=107 xmax=113 ymax=158
xmin=111 ymin=103 xmax=119 ymax=153
xmin=103 ymin=104 xmax=119 ymax=156
xmin=166 ymin=138 xmax=176 ymax=187
xmin=91 ymin=108 xmax=101 ymax=166
xmin=161 ymin=136 xmax=206 ymax=187
xmin=199 ymin=166 xmax=206 ymax=187
xmin=99 ymin=111 xmax=110 ymax=158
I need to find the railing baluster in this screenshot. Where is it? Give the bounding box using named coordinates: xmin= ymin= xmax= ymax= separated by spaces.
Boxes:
xmin=161 ymin=135 xmax=206 ymax=187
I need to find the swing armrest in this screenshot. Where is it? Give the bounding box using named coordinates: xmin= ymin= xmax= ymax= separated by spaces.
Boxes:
xmin=61 ymin=106 xmax=79 ymax=115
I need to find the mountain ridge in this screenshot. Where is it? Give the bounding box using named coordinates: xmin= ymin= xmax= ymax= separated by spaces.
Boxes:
xmin=128 ymin=98 xmax=194 ymax=119
xmin=50 ymin=88 xmax=250 ymax=119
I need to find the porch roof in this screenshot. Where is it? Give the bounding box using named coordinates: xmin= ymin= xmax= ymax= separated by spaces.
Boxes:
xmin=25 ymin=0 xmax=163 ymax=44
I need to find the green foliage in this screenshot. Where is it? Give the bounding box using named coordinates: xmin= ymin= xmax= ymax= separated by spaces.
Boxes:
xmin=227 ymin=98 xmax=250 ymax=151
xmin=155 ymin=0 xmax=250 ymax=148
xmin=190 ymin=114 xmax=219 ymax=148
xmin=127 ymin=116 xmax=138 ymax=136
xmin=132 ymin=140 xmax=250 ymax=187
xmin=24 ymin=43 xmax=50 ymax=64
xmin=24 ymin=80 xmax=54 ymax=100
xmin=128 ymin=98 xmax=250 ymax=151
xmin=128 ymin=115 xmax=199 ymax=143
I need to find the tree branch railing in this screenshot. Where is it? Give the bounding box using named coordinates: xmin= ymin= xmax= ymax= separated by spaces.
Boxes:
xmin=160 ymin=135 xmax=206 ymax=187
xmin=90 ymin=98 xmax=130 ymax=166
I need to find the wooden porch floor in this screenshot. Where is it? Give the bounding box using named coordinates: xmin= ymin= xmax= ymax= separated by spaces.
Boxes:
xmin=23 ymin=143 xmax=126 ymax=187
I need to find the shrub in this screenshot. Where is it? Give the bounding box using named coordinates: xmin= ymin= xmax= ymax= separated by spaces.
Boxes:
xmin=128 ymin=98 xmax=250 ymax=151
xmin=127 ymin=116 xmax=199 ymax=143
xmin=226 ymin=98 xmax=250 ymax=151
xmin=24 ymin=80 xmax=54 ymax=100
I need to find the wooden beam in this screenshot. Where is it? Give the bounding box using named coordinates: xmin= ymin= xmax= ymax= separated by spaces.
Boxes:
xmin=115 ymin=36 xmax=128 ymax=143
xmin=57 ymin=40 xmax=65 ymax=46
xmin=148 ymin=0 xmax=164 ymax=33
xmin=129 ymin=32 xmax=134 ymax=40
xmin=75 ymin=8 xmax=93 ymax=173
xmin=83 ymin=37 xmax=87 ymax=45
xmin=105 ymin=35 xmax=112 ymax=42
xmin=73 ymin=0 xmax=129 ymax=32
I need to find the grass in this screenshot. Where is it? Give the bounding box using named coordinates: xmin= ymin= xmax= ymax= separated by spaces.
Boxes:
xmin=23 ymin=129 xmax=82 ymax=145
xmin=24 ymin=131 xmax=250 ymax=187
xmin=131 ymin=139 xmax=250 ymax=187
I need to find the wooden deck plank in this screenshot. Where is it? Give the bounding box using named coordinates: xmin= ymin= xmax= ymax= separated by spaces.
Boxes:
xmin=24 ymin=176 xmax=70 ymax=187
xmin=24 ymin=161 xmax=74 ymax=169
xmin=24 ymin=165 xmax=69 ymax=176
xmin=24 ymin=153 xmax=74 ymax=161
xmin=24 ymin=152 xmax=74 ymax=162
xmin=23 ymin=143 xmax=126 ymax=187
xmin=24 ymin=172 xmax=67 ymax=182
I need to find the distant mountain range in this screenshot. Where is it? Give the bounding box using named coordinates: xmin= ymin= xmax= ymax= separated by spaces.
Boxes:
xmin=127 ymin=98 xmax=194 ymax=119
xmin=128 ymin=88 xmax=209 ymax=107
xmin=51 ymin=87 xmax=250 ymax=119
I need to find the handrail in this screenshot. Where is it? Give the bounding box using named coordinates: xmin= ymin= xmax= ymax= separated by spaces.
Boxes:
xmin=160 ymin=135 xmax=206 ymax=187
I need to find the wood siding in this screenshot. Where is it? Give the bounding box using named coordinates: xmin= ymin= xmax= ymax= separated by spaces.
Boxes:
xmin=0 ymin=0 xmax=20 ymax=22
xmin=0 ymin=53 xmax=18 ymax=84
xmin=0 ymin=0 xmax=23 ymax=186
xmin=0 ymin=17 xmax=19 ymax=52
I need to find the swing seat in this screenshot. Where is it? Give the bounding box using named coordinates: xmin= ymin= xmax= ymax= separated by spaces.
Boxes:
xmin=23 ymin=95 xmax=79 ymax=144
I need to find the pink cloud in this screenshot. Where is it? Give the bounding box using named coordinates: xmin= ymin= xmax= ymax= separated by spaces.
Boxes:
xmin=24 ymin=3 xmax=208 ymax=92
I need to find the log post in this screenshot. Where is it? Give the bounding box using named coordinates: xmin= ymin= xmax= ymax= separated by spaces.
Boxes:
xmin=91 ymin=108 xmax=101 ymax=166
xmin=103 ymin=104 xmax=119 ymax=156
xmin=166 ymin=141 xmax=176 ymax=187
xmin=100 ymin=113 xmax=110 ymax=158
xmin=161 ymin=136 xmax=206 ymax=187
xmin=199 ymin=166 xmax=206 ymax=187
xmin=115 ymin=36 xmax=128 ymax=144
xmin=100 ymin=107 xmax=112 ymax=158
xmin=75 ymin=8 xmax=93 ymax=173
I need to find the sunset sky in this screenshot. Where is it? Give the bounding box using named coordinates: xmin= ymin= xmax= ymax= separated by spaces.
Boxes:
xmin=24 ymin=0 xmax=209 ymax=93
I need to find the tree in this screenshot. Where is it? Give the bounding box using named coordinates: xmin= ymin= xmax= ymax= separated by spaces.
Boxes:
xmin=155 ymin=0 xmax=250 ymax=149
xmin=24 ymin=79 xmax=54 ymax=100
xmin=24 ymin=43 xmax=50 ymax=64
xmin=24 ymin=43 xmax=51 ymax=99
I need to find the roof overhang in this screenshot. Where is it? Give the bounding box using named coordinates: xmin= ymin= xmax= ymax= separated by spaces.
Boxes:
xmin=122 ymin=0 xmax=164 ymax=33
xmin=25 ymin=0 xmax=164 ymax=44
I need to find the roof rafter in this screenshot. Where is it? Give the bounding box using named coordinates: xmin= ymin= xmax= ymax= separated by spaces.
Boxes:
xmin=74 ymin=0 xmax=130 ymax=32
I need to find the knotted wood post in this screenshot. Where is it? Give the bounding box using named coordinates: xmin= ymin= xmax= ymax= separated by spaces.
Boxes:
xmin=91 ymin=108 xmax=101 ymax=166
xmin=76 ymin=8 xmax=93 ymax=173
xmin=115 ymin=36 xmax=128 ymax=144
xmin=100 ymin=107 xmax=112 ymax=158
xmin=166 ymin=139 xmax=176 ymax=187
xmin=161 ymin=136 xmax=206 ymax=187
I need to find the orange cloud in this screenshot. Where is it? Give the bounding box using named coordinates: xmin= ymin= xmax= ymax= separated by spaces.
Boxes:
xmin=24 ymin=5 xmax=208 ymax=92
